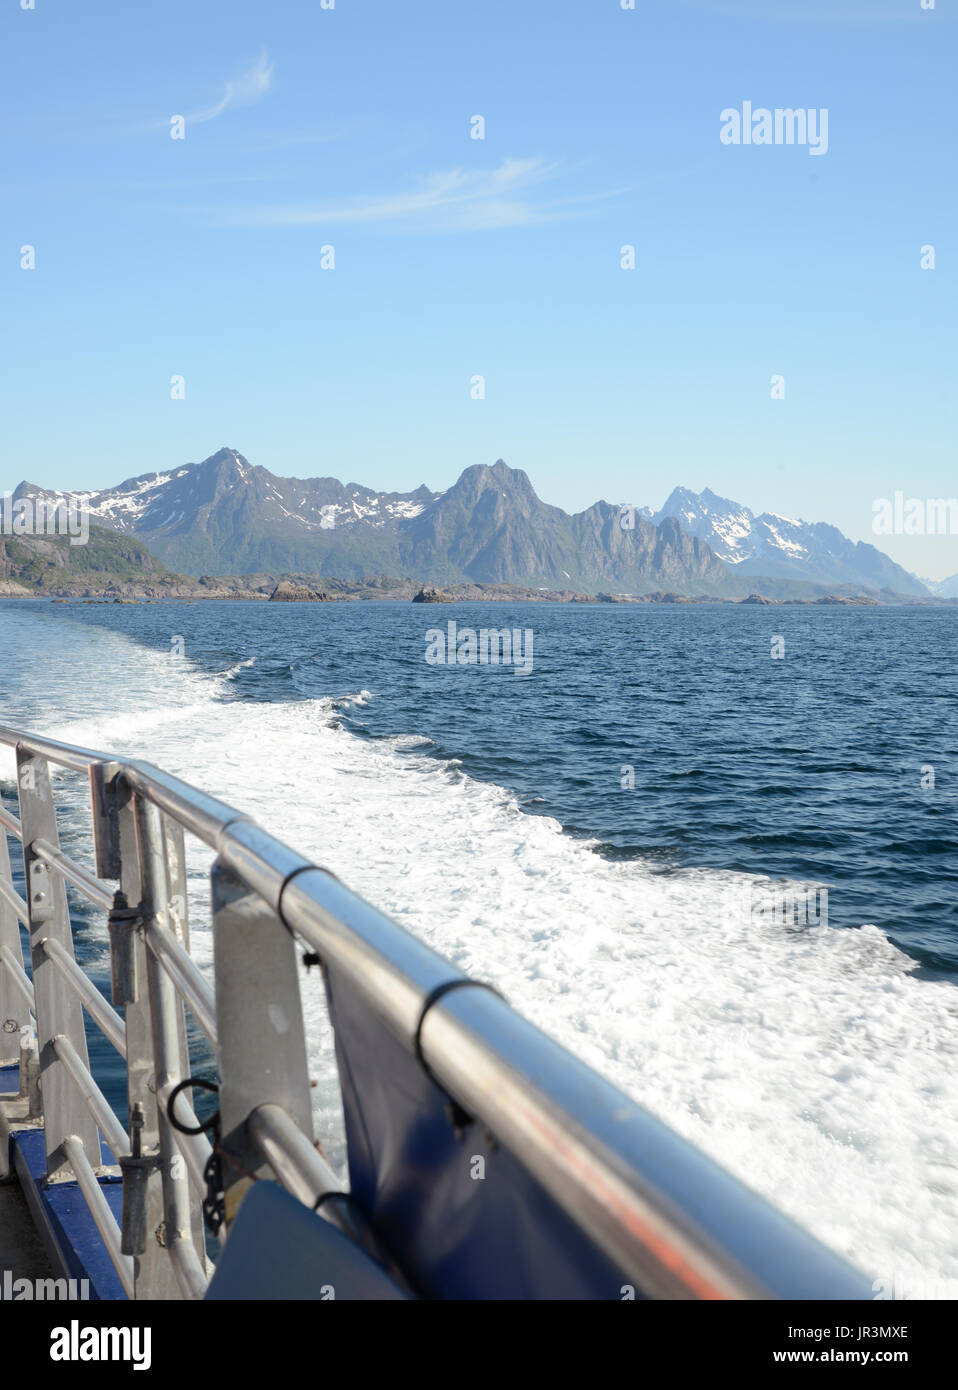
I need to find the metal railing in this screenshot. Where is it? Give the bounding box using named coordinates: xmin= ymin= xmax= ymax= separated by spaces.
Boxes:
xmin=0 ymin=722 xmax=870 ymax=1300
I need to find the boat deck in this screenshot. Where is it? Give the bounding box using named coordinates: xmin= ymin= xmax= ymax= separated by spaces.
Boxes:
xmin=0 ymin=1175 xmax=54 ymax=1282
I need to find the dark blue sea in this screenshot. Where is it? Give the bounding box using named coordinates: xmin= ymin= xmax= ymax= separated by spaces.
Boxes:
xmin=9 ymin=598 xmax=955 ymax=963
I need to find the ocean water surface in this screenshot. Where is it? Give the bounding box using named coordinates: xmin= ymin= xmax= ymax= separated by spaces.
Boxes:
xmin=0 ymin=597 xmax=956 ymax=1294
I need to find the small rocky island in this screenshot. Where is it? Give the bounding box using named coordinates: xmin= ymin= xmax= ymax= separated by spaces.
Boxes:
xmin=268 ymin=581 xmax=333 ymax=602
xmin=412 ymin=585 xmax=455 ymax=603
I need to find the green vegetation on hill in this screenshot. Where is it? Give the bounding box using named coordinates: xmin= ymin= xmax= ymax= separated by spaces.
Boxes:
xmin=0 ymin=526 xmax=174 ymax=592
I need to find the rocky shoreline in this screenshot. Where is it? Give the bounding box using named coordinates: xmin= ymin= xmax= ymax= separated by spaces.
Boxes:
xmin=0 ymin=567 xmax=949 ymax=607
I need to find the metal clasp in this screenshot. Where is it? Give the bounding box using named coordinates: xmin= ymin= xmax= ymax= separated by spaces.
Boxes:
xmin=108 ymin=890 xmax=141 ymax=1005
xmin=119 ymin=1102 xmax=160 ymax=1256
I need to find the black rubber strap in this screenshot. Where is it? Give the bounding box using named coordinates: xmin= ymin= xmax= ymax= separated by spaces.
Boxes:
xmin=276 ymin=862 xmax=342 ymax=937
xmin=413 ymin=978 xmax=504 ymax=1086
xmin=313 ymin=1189 xmax=350 ymax=1214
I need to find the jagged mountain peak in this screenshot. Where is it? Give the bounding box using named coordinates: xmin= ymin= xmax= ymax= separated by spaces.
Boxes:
xmin=661 ymin=484 xmax=752 ymax=518
xmin=455 ymin=458 xmax=530 ymax=486
xmin=434 ymin=460 xmax=541 ymax=516
xmin=928 ymin=572 xmax=958 ymax=597
xmin=201 ymin=445 xmax=246 ymax=462
xmin=655 ymin=485 xmax=927 ymax=595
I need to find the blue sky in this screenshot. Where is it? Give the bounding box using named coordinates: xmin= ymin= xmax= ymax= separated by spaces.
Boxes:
xmin=3 ymin=0 xmax=956 ymax=576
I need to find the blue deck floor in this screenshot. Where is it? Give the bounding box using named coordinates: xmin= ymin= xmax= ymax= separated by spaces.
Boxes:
xmin=1 ymin=1061 xmax=126 ymax=1299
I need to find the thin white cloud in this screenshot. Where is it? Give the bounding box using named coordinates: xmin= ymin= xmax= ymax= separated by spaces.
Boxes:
xmin=226 ymin=157 xmax=621 ymax=231
xmin=188 ymin=52 xmax=274 ymax=125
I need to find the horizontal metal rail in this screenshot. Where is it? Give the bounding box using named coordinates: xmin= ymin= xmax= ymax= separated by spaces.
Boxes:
xmin=248 ymin=1103 xmax=342 ymax=1208
xmin=0 ymin=874 xmax=29 ymax=925
xmin=42 ymin=938 xmax=126 ymax=1056
xmin=0 ymin=803 xmax=23 ymax=840
xmin=32 ymin=837 xmax=114 ymax=913
xmin=52 ymin=1034 xmax=129 ymax=1160
xmin=63 ymin=1136 xmax=133 ymax=1298
xmin=0 ymin=728 xmax=103 ymax=774
xmin=0 ymin=943 xmax=35 ymax=1011
xmin=0 ymin=721 xmax=871 ymax=1302
xmin=143 ymin=918 xmax=217 ymax=1044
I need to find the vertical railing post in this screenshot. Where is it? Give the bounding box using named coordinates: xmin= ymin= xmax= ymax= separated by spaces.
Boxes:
xmin=160 ymin=813 xmax=206 ymax=1259
xmin=15 ymin=747 xmax=99 ymax=1180
xmin=135 ymin=799 xmax=206 ymax=1296
xmin=113 ymin=776 xmax=181 ymax=1299
xmin=0 ymin=818 xmax=29 ymax=1067
xmin=211 ymin=860 xmax=314 ymax=1222
xmin=160 ymin=814 xmax=208 ymax=1262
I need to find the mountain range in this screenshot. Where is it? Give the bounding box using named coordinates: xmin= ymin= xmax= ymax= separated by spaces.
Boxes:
xmin=13 ymin=448 xmax=931 ymax=600
xmin=918 ymin=573 xmax=958 ymax=598
xmin=650 ymin=487 xmax=928 ymax=595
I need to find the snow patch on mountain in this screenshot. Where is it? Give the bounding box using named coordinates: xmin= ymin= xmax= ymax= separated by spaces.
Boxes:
xmin=653 ymin=487 xmax=928 ymax=595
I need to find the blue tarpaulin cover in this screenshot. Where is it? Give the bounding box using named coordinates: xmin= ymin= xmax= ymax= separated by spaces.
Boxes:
xmin=324 ymin=971 xmax=631 ymax=1300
